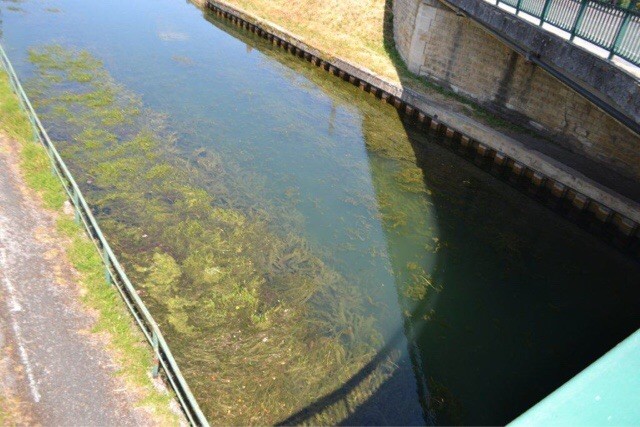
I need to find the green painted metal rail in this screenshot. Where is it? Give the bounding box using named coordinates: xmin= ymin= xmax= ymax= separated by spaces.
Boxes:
xmin=494 ymin=0 xmax=640 ymax=66
xmin=510 ymin=329 xmax=640 ymax=426
xmin=0 ymin=43 xmax=210 ymax=427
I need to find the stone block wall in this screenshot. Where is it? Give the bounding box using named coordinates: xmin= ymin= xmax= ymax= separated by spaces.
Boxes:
xmin=393 ymin=0 xmax=640 ymax=182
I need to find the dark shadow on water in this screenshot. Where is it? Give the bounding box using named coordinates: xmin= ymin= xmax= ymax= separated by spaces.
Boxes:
xmin=275 ymin=329 xmax=428 ymax=426
xmin=197 ymin=5 xmax=640 ymax=426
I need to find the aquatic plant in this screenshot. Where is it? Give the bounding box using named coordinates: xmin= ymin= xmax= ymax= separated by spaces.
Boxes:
xmin=28 ymin=45 xmax=405 ymax=425
xmin=403 ymin=263 xmax=439 ymax=302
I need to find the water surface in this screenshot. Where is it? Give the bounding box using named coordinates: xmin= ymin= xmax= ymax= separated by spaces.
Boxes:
xmin=2 ymin=0 xmax=639 ymax=424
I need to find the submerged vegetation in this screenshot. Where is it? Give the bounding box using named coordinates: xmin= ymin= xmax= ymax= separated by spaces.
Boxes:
xmin=24 ymin=40 xmax=540 ymax=425
xmin=3 ymin=0 xmax=637 ymax=417
xmin=17 ymin=26 xmax=640 ymax=424
xmin=28 ymin=45 xmax=409 ymax=424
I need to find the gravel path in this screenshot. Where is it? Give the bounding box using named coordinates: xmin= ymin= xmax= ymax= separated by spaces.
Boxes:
xmin=0 ymin=136 xmax=149 ymax=426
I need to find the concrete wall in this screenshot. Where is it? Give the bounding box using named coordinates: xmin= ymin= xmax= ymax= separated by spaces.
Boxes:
xmin=393 ymin=0 xmax=640 ymax=182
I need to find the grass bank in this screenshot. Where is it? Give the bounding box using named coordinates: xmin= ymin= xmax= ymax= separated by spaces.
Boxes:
xmin=0 ymin=68 xmax=178 ymax=424
xmin=225 ymin=0 xmax=398 ymax=79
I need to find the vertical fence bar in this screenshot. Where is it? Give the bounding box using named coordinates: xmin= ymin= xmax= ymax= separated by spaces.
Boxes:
xmin=152 ymin=330 xmax=161 ymax=378
xmin=73 ymin=190 xmax=81 ymax=223
xmin=516 ymin=0 xmax=523 ymax=14
xmin=103 ymin=245 xmax=113 ymax=285
xmin=609 ymin=11 xmax=632 ymax=59
xmin=571 ymin=0 xmax=590 ymax=40
xmin=540 ymin=0 xmax=553 ymax=25
xmin=49 ymin=146 xmax=57 ymax=175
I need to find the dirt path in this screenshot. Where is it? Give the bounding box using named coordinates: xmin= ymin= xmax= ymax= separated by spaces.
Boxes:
xmin=0 ymin=136 xmax=150 ymax=426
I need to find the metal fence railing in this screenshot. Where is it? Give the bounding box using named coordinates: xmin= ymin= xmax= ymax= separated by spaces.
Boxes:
xmin=492 ymin=0 xmax=640 ymax=66
xmin=0 ymin=43 xmax=210 ymax=427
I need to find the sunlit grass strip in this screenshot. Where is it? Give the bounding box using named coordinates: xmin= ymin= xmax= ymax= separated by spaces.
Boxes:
xmin=0 ymin=63 xmax=179 ymax=424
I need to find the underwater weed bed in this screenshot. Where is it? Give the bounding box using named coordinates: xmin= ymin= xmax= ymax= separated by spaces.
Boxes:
xmin=15 ymin=11 xmax=640 ymax=421
xmin=27 ymin=45 xmax=414 ymax=424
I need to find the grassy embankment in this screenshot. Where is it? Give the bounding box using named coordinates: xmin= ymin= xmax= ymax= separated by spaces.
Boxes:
xmin=218 ymin=0 xmax=525 ymax=130
xmin=0 ymin=68 xmax=178 ymax=424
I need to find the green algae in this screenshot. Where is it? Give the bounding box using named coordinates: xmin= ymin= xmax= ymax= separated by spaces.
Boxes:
xmin=171 ymin=55 xmax=195 ymax=66
xmin=28 ymin=45 xmax=399 ymax=425
xmin=427 ymin=378 xmax=465 ymax=425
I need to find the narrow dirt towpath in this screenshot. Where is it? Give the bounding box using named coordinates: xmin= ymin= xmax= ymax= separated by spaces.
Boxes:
xmin=0 ymin=136 xmax=150 ymax=425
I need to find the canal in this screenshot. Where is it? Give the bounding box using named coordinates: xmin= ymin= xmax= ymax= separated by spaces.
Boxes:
xmin=2 ymin=0 xmax=639 ymax=424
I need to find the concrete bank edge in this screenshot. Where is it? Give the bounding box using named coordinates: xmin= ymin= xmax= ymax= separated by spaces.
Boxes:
xmin=193 ymin=0 xmax=640 ymax=236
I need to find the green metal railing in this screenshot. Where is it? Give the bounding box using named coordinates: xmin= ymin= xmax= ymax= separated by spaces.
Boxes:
xmin=0 ymin=43 xmax=210 ymax=427
xmin=493 ymin=0 xmax=640 ymax=66
xmin=509 ymin=329 xmax=640 ymax=425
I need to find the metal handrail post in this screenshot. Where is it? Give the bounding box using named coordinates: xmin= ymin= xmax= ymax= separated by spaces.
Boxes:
xmin=609 ymin=11 xmax=632 ymax=59
xmin=515 ymin=0 xmax=524 ymax=14
xmin=570 ymin=0 xmax=590 ymax=41
xmin=540 ymin=0 xmax=553 ymax=24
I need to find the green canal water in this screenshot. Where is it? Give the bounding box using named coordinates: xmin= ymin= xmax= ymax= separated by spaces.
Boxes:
xmin=2 ymin=0 xmax=639 ymax=424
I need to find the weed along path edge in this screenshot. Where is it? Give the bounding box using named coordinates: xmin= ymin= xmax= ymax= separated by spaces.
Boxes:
xmin=0 ymin=135 xmax=140 ymax=425
xmin=0 ymin=68 xmax=179 ymax=424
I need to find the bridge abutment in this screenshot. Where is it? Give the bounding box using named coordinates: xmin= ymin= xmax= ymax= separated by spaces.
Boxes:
xmin=393 ymin=0 xmax=640 ymax=182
